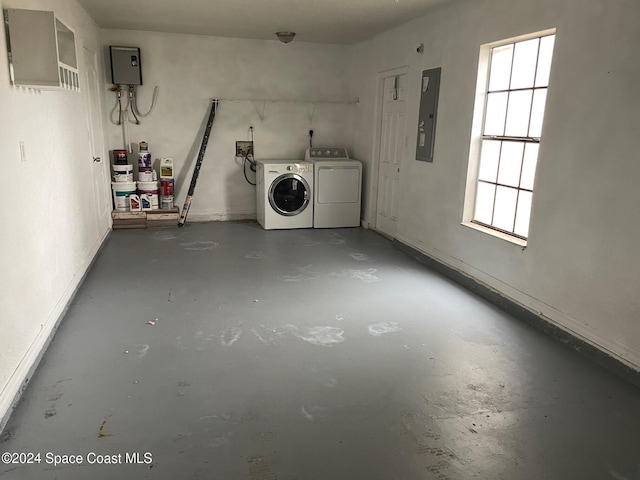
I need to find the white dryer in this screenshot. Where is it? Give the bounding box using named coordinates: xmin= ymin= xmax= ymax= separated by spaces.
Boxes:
xmin=305 ymin=148 xmax=362 ymax=228
xmin=256 ymin=160 xmax=314 ymax=230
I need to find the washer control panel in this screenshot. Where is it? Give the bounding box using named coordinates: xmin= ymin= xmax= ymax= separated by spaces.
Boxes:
xmin=287 ymin=163 xmax=310 ymax=173
xmin=305 ymin=148 xmax=349 ymax=160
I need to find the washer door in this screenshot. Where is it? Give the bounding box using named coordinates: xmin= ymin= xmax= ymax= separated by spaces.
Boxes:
xmin=268 ymin=174 xmax=310 ymax=216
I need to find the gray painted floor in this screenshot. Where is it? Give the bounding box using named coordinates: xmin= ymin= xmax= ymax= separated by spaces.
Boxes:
xmin=1 ymin=222 xmax=640 ymax=480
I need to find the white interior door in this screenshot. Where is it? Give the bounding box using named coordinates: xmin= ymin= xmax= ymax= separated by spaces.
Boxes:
xmin=83 ymin=46 xmax=111 ymax=234
xmin=375 ymin=73 xmax=407 ymax=238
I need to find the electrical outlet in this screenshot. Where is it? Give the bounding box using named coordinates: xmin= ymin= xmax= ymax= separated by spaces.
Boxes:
xmin=236 ymin=141 xmax=253 ymax=157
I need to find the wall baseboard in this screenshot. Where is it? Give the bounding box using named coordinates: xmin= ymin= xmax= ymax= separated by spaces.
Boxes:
xmin=393 ymin=238 xmax=640 ymax=388
xmin=0 ymin=229 xmax=112 ymax=434
xmin=187 ymin=212 xmax=256 ymax=222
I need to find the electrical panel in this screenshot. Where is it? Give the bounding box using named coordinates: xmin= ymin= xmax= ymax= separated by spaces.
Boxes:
xmin=110 ymin=46 xmax=142 ymax=85
xmin=3 ymin=8 xmax=79 ymax=90
xmin=416 ymin=67 xmax=441 ymax=162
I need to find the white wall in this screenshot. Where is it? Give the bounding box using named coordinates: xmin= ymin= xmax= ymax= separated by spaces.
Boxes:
xmin=349 ymin=0 xmax=640 ymax=369
xmin=0 ymin=0 xmax=110 ymax=427
xmin=100 ymin=30 xmax=355 ymax=221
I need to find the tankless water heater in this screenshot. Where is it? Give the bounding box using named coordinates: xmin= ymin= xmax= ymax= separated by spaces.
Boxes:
xmin=110 ymin=46 xmax=142 ymax=85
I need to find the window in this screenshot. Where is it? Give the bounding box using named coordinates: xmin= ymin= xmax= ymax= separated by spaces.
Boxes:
xmin=469 ymin=33 xmax=555 ymax=240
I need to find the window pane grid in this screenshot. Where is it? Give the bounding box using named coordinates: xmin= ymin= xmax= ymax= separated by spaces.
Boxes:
xmin=477 ymin=179 xmax=532 ymax=194
xmin=513 ymin=189 xmax=522 ymax=233
xmin=487 ymin=85 xmax=548 ymax=94
xmin=484 ymin=136 xmax=540 ymax=142
xmin=475 ymin=141 xmax=533 ymax=234
xmin=474 ymin=33 xmax=554 ymax=238
xmin=525 ymin=43 xmax=541 ymax=138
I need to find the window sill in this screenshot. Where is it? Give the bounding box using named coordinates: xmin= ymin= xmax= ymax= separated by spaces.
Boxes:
xmin=461 ymin=222 xmax=528 ymax=248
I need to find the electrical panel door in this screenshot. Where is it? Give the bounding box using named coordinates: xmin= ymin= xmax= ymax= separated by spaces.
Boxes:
xmin=416 ymin=67 xmax=441 ymax=162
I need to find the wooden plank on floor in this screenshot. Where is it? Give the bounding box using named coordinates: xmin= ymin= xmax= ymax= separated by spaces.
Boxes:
xmin=112 ymin=208 xmax=180 ymax=229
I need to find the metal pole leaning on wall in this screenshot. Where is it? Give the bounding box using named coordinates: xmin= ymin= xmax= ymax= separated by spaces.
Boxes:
xmin=178 ymin=99 xmax=219 ymax=227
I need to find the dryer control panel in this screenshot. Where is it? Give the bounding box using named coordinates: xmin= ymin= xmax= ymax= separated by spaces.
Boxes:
xmin=306 ymin=148 xmax=349 ymax=160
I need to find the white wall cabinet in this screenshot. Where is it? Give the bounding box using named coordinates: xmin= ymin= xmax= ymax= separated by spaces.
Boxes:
xmin=3 ymin=8 xmax=79 ymax=90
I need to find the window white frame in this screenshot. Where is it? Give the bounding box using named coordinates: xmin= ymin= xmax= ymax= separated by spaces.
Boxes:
xmin=463 ymin=29 xmax=556 ymax=246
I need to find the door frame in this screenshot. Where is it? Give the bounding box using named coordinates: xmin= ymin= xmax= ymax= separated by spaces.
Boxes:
xmin=368 ymin=65 xmax=409 ymax=233
xmin=82 ymin=44 xmax=111 ymax=233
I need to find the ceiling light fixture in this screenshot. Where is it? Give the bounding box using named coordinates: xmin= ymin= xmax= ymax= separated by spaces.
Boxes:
xmin=276 ymin=31 xmax=296 ymax=44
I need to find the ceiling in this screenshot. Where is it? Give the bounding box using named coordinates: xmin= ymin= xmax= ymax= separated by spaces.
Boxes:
xmin=76 ymin=0 xmax=457 ymax=44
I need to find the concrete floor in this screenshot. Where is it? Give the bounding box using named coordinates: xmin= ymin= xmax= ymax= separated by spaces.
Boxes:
xmin=1 ymin=221 xmax=640 ymax=480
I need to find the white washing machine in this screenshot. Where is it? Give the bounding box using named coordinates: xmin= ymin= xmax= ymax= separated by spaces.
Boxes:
xmin=256 ymin=160 xmax=314 ymax=230
xmin=305 ymin=148 xmax=362 ymax=228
